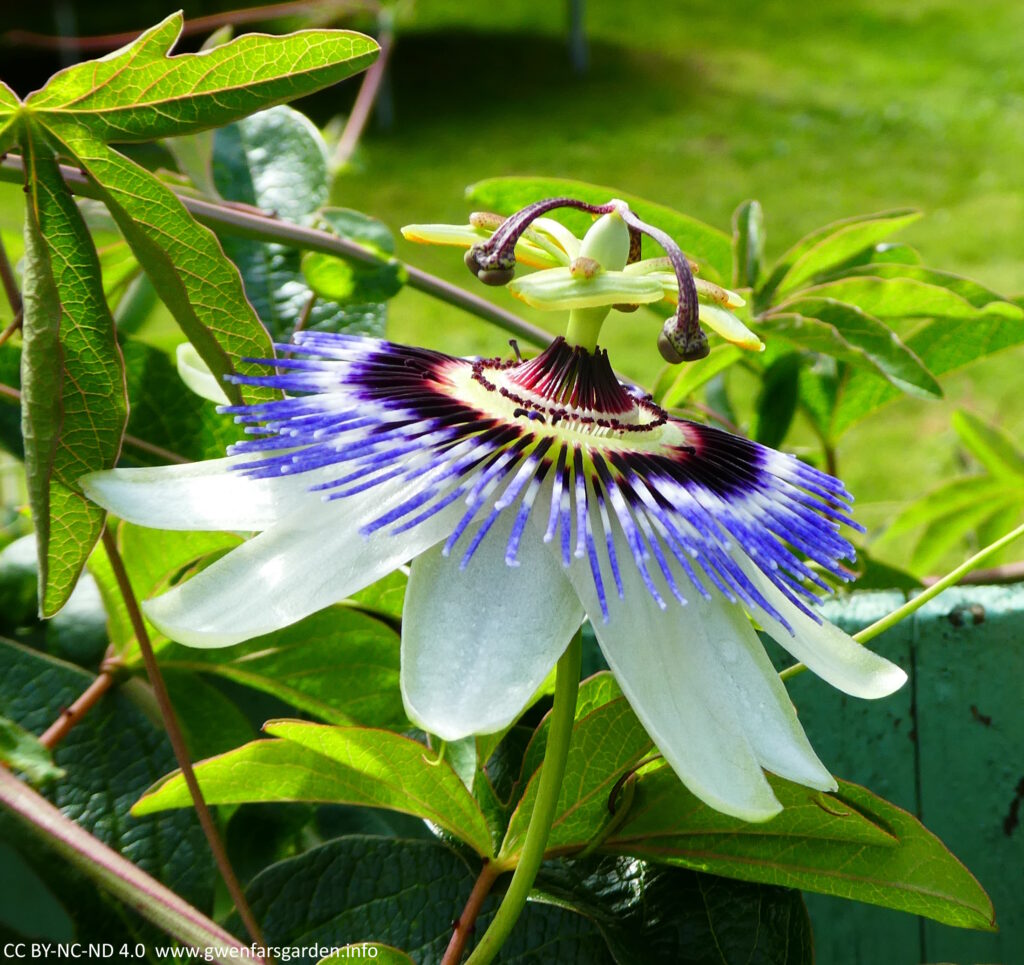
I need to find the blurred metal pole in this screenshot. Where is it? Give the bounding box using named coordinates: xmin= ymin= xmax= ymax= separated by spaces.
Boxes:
xmin=567 ymin=0 xmax=588 ymax=74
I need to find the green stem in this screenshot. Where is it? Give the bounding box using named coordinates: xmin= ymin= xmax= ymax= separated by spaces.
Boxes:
xmin=780 ymin=519 xmax=1024 ymax=682
xmin=464 ymin=631 xmax=583 ymax=965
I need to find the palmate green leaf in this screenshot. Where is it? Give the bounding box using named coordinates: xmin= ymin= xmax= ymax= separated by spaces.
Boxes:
xmin=467 ymin=176 xmax=733 ymax=282
xmin=500 ymin=696 xmax=654 ymax=861
xmin=824 ymin=262 xmax=1024 ymax=317
xmin=834 ymin=308 xmax=1024 ymax=434
xmin=795 ymin=275 xmax=1008 ymax=321
xmin=211 ymin=107 xmax=390 ymax=340
xmin=762 ymin=297 xmax=941 ymax=398
xmin=47 ymin=123 xmax=276 ymax=406
xmin=157 ymin=605 xmax=409 ymax=729
xmin=133 ymin=723 xmax=494 ymax=857
xmin=25 ymin=13 xmax=378 ymax=142
xmin=606 ymin=769 xmax=995 ymax=931
xmin=731 ymin=199 xmax=765 ymax=289
xmin=246 ymin=836 xmax=612 ymax=964
xmin=0 ymin=714 xmax=65 ymax=784
xmin=951 ymin=409 xmax=1024 ymax=480
xmin=537 ymin=855 xmax=814 ymax=965
xmin=760 ymin=208 xmax=921 ymax=303
xmin=19 ymin=128 xmax=128 ymax=616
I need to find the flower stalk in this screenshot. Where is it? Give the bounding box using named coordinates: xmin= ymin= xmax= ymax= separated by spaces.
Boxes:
xmin=463 ymin=630 xmax=583 ymax=965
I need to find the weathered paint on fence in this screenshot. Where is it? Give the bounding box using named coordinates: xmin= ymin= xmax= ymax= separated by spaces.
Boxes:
xmin=793 ymin=584 xmax=1024 ymax=965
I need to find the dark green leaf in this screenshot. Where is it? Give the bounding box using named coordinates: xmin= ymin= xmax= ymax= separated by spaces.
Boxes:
xmin=0 ymin=342 xmax=22 ymax=459
xmin=951 ymin=409 xmax=1024 ymax=480
xmin=244 ymin=835 xmax=612 ymax=964
xmin=162 ymin=670 xmax=255 ymax=762
xmin=48 ymin=123 xmax=278 ymax=406
xmin=467 ymin=176 xmax=732 ymax=282
xmin=19 ymin=128 xmax=127 ymax=616
xmin=157 ymin=605 xmax=408 ymax=728
xmin=0 ymin=714 xmax=65 ymax=784
xmin=732 ymin=199 xmax=765 ymax=289
xmin=0 ymin=638 xmax=214 ymax=910
xmin=751 ymin=353 xmax=801 ymax=448
xmin=537 ymin=855 xmax=813 ymax=965
xmin=763 ymin=297 xmax=941 ymax=398
xmin=27 ymin=14 xmax=378 ymax=141
xmin=212 ymin=108 xmax=389 ymax=340
xmin=134 ymin=723 xmax=494 ymax=857
xmin=606 ymin=770 xmax=995 ymax=931
xmin=121 ymin=339 xmax=244 ymax=465
xmin=0 ymin=841 xmax=74 ymax=942
xmin=761 ymin=209 xmax=921 ymax=302
xmin=0 ymin=534 xmax=38 ymax=630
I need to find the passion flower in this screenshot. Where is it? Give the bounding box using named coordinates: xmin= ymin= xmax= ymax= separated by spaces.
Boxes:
xmin=82 ymin=198 xmax=905 ymax=821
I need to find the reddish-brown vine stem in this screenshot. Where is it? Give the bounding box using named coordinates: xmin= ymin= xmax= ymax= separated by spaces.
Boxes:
xmin=100 ymin=527 xmax=268 ymax=954
xmin=38 ymin=657 xmax=120 ymax=750
xmin=441 ymin=860 xmax=502 ymax=965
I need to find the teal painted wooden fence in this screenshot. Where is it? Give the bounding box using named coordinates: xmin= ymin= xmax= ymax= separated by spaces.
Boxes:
xmin=790 ymin=584 xmax=1024 ymax=965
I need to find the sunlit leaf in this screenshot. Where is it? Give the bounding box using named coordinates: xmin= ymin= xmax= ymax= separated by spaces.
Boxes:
xmin=26 ymin=13 xmax=378 ymax=141
xmin=19 ymin=129 xmax=127 ymax=616
xmin=134 ymin=724 xmax=494 ymax=858
xmin=762 ymin=297 xmax=941 ymax=399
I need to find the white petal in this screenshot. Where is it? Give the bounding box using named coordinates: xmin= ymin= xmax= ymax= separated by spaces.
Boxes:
xmin=176 ymin=342 xmax=231 ymax=404
xmin=80 ymin=457 xmax=328 ymax=532
xmin=735 ymin=554 xmax=908 ymax=699
xmin=706 ymin=601 xmax=836 ymax=791
xmin=556 ymin=515 xmax=783 ymax=821
xmin=402 ymin=508 xmax=583 ymax=741
xmin=142 ymin=483 xmax=464 ymax=648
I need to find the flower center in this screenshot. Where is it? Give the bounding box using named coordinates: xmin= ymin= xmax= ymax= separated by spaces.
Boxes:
xmin=464 ymin=337 xmax=668 ymax=435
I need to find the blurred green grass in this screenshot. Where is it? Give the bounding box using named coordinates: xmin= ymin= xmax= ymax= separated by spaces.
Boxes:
xmin=331 ymin=0 xmax=1024 ymax=568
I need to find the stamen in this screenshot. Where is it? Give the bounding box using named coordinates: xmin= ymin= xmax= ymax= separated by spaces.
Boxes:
xmin=616 ymin=208 xmax=707 ymax=362
xmin=464 ymin=197 xmax=617 ymax=283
